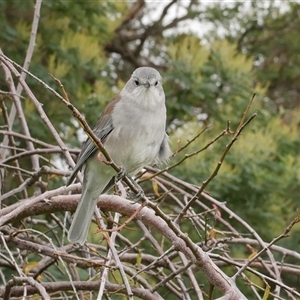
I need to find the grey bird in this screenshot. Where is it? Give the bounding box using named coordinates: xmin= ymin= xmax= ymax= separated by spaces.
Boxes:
xmin=67 ymin=67 xmax=171 ymax=244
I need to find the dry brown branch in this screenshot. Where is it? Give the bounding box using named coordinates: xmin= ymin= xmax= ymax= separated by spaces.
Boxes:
xmin=1 ymin=5 xmax=300 ymax=297
xmin=1 ymin=280 xmax=161 ymax=300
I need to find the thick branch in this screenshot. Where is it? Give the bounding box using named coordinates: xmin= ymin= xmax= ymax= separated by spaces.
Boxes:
xmin=0 ymin=193 xmax=247 ymax=299
xmin=1 ymin=280 xmax=161 ymax=300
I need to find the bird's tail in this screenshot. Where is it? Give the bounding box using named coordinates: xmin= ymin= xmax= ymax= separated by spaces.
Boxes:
xmin=68 ymin=186 xmax=99 ymax=245
xmin=68 ymin=171 xmax=115 ymax=244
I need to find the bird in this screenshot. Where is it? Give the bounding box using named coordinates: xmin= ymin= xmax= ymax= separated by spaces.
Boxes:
xmin=67 ymin=67 xmax=171 ymax=244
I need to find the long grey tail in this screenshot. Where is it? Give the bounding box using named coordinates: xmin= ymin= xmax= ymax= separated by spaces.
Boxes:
xmin=68 ymin=177 xmax=115 ymax=245
xmin=68 ymin=187 xmax=99 ymax=245
xmin=68 ymin=156 xmax=116 ymax=245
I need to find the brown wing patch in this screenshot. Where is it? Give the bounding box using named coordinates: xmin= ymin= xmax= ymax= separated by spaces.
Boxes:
xmin=102 ymin=94 xmax=121 ymax=116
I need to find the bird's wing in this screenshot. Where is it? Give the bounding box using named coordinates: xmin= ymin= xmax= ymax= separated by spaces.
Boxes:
xmin=67 ymin=95 xmax=122 ymax=187
xmin=67 ymin=114 xmax=114 ymax=185
xmin=157 ymin=133 xmax=172 ymax=164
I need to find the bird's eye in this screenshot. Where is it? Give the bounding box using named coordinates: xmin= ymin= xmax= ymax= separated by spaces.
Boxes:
xmin=134 ymin=79 xmax=140 ymax=86
xmin=155 ymin=81 xmax=159 ymax=87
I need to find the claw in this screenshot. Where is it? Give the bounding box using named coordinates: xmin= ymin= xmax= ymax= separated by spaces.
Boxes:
xmin=115 ymin=166 xmax=126 ymax=183
xmin=126 ymin=176 xmax=145 ymax=202
xmin=114 ymin=167 xmax=145 ymax=202
xmin=131 ymin=188 xmax=145 ymax=203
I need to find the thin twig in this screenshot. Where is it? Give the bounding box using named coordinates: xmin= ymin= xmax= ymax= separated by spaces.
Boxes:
xmin=0 ymin=0 xmax=42 ymax=160
xmin=175 ymin=112 xmax=257 ymax=224
xmin=142 ymin=125 xmax=229 ymax=182
xmin=233 ymin=213 xmax=300 ymax=280
xmin=0 ymin=55 xmax=76 ymax=170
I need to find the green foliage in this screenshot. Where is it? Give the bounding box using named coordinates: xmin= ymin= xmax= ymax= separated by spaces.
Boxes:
xmin=171 ymin=107 xmax=300 ymax=241
xmin=165 ymin=33 xmax=300 ymax=243
xmin=165 ymin=36 xmax=261 ymax=127
xmin=204 ymin=1 xmax=300 ymax=111
xmin=0 ymin=0 xmax=126 ymax=143
xmin=1 ymin=1 xmax=300 ymax=298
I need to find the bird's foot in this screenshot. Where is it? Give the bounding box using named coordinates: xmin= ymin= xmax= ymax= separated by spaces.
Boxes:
xmin=115 ymin=167 xmax=146 ymax=202
xmin=126 ymin=177 xmax=145 ymax=202
xmin=115 ymin=166 xmax=126 ymax=183
xmin=131 ymin=188 xmax=146 ymax=203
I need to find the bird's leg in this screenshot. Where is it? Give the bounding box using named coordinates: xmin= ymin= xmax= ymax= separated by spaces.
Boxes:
xmin=126 ymin=176 xmax=145 ymax=202
xmin=113 ymin=166 xmax=145 ymax=201
xmin=132 ymin=189 xmax=145 ymax=203
xmin=99 ymin=156 xmax=126 ymax=187
xmin=115 ymin=166 xmax=126 ymax=183
xmin=115 ymin=166 xmax=138 ymax=190
xmin=98 ymin=149 xmax=146 ymax=200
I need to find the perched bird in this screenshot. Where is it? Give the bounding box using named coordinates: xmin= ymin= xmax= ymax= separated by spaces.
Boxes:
xmin=67 ymin=67 xmax=171 ymax=244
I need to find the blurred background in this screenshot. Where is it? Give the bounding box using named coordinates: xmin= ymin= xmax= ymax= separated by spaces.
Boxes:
xmin=1 ymin=0 xmax=300 ymax=298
